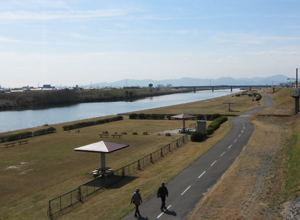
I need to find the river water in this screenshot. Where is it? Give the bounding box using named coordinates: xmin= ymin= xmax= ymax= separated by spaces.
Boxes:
xmin=0 ymin=89 xmax=240 ymax=133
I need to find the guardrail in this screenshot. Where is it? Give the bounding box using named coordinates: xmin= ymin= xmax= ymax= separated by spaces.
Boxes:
xmin=48 ymin=134 xmax=189 ymax=219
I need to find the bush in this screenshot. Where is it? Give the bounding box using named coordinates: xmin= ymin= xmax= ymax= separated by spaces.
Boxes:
xmin=121 ymin=132 xmax=127 ymax=135
xmin=166 ymin=114 xmax=172 ymax=120
xmin=256 ymin=93 xmax=262 ymax=101
xmin=206 ymin=127 xmax=214 ymax=135
xmin=165 ymin=133 xmax=171 ymax=136
xmin=191 ymin=131 xmax=206 ymax=142
xmin=63 ymin=116 xmax=123 ymax=131
xmin=208 ymin=116 xmax=228 ymax=131
xmin=151 ymin=114 xmax=158 ymax=119
xmin=138 ymin=113 xmax=146 ymax=119
xmin=129 ymin=113 xmax=137 ymax=119
xmin=133 ymin=132 xmax=138 ymax=135
xmin=197 ymin=114 xmax=205 ymax=120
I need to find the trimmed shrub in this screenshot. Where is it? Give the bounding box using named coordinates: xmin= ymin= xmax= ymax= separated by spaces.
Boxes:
xmin=157 ymin=114 xmax=165 ymax=120
xmin=211 ymin=113 xmax=221 ymax=120
xmin=63 ymin=116 xmax=123 ymax=131
xmin=151 ymin=114 xmax=158 ymax=119
xmin=165 ymin=133 xmax=171 ymax=136
xmin=256 ymin=93 xmax=262 ymax=101
xmin=197 ymin=114 xmax=205 ymax=120
xmin=121 ymin=132 xmax=127 ymax=135
xmin=143 ymin=132 xmax=148 ymax=135
xmin=191 ymin=131 xmax=206 ymax=142
xmin=206 ymin=127 xmax=214 ymax=135
xmin=208 ymin=116 xmax=228 ymax=131
xmin=138 ymin=113 xmax=146 ymax=119
xmin=133 ymin=132 xmax=138 ymax=135
xmin=129 ymin=113 xmax=137 ymax=119
xmin=166 ymin=114 xmax=172 ymax=120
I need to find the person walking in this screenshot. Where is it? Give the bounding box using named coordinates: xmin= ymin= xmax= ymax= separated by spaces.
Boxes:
xmin=131 ymin=188 xmax=142 ymax=217
xmin=157 ymin=182 xmax=168 ymax=212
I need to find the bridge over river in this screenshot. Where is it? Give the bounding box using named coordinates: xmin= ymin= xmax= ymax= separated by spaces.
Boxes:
xmin=173 ymin=85 xmax=272 ymax=92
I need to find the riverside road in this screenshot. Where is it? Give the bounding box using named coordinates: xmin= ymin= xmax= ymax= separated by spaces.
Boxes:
xmin=122 ymin=94 xmax=274 ymax=220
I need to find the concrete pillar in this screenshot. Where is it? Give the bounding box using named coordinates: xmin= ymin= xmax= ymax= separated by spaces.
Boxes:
xmin=197 ymin=120 xmax=207 ymax=134
xmin=212 ymin=87 xmax=214 ymax=92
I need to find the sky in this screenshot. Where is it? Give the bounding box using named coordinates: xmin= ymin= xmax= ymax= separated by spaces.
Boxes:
xmin=1 ymin=0 xmax=300 ymax=88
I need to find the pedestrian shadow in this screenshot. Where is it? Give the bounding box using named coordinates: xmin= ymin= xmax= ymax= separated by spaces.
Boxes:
xmin=164 ymin=209 xmax=177 ymax=216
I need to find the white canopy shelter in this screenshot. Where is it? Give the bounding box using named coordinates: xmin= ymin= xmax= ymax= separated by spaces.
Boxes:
xmin=74 ymin=141 xmax=129 ymax=174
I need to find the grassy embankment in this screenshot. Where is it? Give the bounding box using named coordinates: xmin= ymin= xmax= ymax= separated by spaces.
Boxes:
xmin=0 ymin=89 xmax=265 ymax=219
xmin=189 ymin=87 xmax=300 ymax=219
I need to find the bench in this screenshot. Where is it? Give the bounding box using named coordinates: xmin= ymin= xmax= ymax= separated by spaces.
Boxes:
xmin=5 ymin=142 xmax=16 ymax=148
xmin=99 ymin=134 xmax=109 ymax=138
xmin=112 ymin=134 xmax=122 ymax=138
xmin=18 ymin=140 xmax=29 ymax=145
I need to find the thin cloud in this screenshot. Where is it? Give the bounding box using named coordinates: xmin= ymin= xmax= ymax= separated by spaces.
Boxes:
xmin=0 ymin=9 xmax=128 ymax=21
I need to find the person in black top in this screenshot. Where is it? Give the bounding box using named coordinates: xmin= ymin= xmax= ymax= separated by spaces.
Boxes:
xmin=157 ymin=182 xmax=168 ymax=212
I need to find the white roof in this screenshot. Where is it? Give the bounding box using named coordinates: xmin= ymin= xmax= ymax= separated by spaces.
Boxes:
xmin=74 ymin=141 xmax=129 ymax=153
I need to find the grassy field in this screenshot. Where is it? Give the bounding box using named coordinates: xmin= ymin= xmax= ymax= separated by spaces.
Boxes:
xmin=1 ymin=88 xmax=294 ymax=220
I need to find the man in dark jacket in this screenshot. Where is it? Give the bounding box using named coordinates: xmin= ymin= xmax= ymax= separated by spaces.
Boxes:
xmin=157 ymin=182 xmax=168 ymax=212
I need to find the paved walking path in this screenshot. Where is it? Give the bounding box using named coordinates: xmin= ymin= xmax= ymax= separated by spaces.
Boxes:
xmin=122 ymin=94 xmax=274 ymax=220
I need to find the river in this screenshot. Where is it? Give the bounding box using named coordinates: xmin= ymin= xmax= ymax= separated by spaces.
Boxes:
xmin=0 ymin=89 xmax=240 ymax=133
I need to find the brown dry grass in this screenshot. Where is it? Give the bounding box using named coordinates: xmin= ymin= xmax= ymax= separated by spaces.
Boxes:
xmin=188 ymin=101 xmax=297 ymax=219
xmin=0 ymin=89 xmax=273 ymax=220
xmin=258 ymin=88 xmax=295 ymax=115
xmin=132 ymin=89 xmax=262 ymax=115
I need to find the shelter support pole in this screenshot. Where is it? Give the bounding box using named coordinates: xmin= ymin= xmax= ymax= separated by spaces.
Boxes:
xmin=295 ymin=97 xmax=299 ymax=114
xmin=183 ymin=119 xmax=186 ymax=132
xmin=101 ymin=153 xmax=106 ymax=174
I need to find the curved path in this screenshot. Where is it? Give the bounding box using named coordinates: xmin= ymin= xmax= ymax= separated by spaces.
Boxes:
xmin=122 ymin=94 xmax=274 ymax=220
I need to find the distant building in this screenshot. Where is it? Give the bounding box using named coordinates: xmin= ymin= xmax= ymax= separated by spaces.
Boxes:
xmin=43 ymin=84 xmax=52 ymax=88
xmin=157 ymin=84 xmax=164 ymax=88
xmin=166 ymin=84 xmax=172 ymax=87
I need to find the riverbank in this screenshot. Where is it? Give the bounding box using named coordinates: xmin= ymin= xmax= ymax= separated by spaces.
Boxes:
xmin=0 ymin=87 xmax=194 ymax=110
xmin=1 ymin=88 xmax=299 ymax=220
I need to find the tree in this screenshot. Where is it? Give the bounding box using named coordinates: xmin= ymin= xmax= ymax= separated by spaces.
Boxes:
xmin=148 ymin=83 xmax=153 ymax=89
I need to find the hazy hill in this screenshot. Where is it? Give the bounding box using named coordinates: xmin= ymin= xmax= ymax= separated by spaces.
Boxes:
xmin=87 ymin=74 xmax=288 ymax=88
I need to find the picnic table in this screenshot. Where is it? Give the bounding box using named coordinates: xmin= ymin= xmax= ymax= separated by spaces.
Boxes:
xmin=18 ymin=140 xmax=29 ymax=145
xmin=92 ymin=167 xmax=114 ymax=177
xmin=179 ymin=128 xmax=190 ymax=133
xmin=5 ymin=142 xmax=16 ymax=148
xmin=112 ymin=134 xmax=122 ymax=138
xmin=99 ymin=134 xmax=109 ymax=138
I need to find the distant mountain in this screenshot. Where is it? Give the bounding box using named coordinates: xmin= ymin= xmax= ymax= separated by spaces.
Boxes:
xmin=87 ymin=74 xmax=289 ymax=88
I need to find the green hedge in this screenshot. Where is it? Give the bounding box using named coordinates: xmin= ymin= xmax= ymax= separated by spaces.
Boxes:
xmin=130 ymin=113 xmax=221 ymax=121
xmin=33 ymin=127 xmax=56 ymax=136
xmin=207 ymin=116 xmax=228 ymax=133
xmin=0 ymin=127 xmax=57 ymax=143
xmin=191 ymin=131 xmax=206 ymax=142
xmin=62 ymin=116 xmax=123 ymax=131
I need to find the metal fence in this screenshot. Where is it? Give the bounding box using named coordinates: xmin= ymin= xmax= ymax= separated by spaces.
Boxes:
xmin=48 ymin=134 xmax=189 ymax=219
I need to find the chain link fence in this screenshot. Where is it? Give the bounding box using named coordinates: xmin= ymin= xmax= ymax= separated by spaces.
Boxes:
xmin=48 ymin=134 xmax=189 ymax=219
